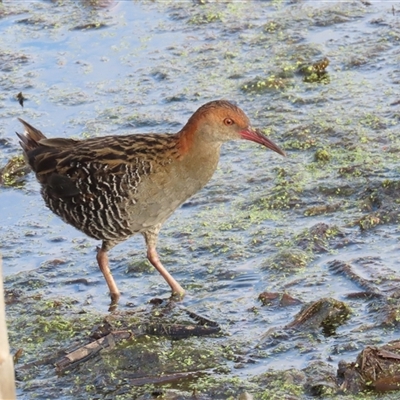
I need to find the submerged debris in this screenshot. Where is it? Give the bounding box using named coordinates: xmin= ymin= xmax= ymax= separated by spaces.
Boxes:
xmin=241 ymin=73 xmax=291 ymax=93
xmin=304 ymin=203 xmax=341 ymax=217
xmin=266 ymin=248 xmax=312 ymax=272
xmin=16 ymin=91 xmax=25 ymax=107
xmin=0 ymin=155 xmax=29 ymax=187
xmin=295 ymin=222 xmax=345 ymax=252
xmin=56 ymin=331 xmax=132 ymax=372
xmin=328 ymin=259 xmax=383 ymax=298
xmin=303 ymin=361 xmax=338 ymax=396
xmin=71 ymin=22 xmax=109 ymax=30
xmin=258 ymin=291 xmax=301 ymax=307
xmin=44 ymin=304 xmax=221 ymax=373
xmin=285 ymin=297 xmax=350 ymax=335
xmin=297 ymin=57 xmax=330 ymax=83
xmin=339 ymin=341 xmax=400 ymax=393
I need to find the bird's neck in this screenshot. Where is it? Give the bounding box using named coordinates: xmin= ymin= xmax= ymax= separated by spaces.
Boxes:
xmin=176 ymin=125 xmax=196 ymax=156
xmin=176 ymin=122 xmax=221 ymax=155
xmin=175 ymin=127 xmax=221 ymax=183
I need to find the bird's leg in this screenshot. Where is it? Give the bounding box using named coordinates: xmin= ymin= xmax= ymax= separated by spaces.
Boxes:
xmin=143 ymin=225 xmax=185 ymax=298
xmin=97 ymin=243 xmax=120 ymax=306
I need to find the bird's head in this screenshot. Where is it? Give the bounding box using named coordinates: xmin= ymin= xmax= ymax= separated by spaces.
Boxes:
xmin=179 ymin=100 xmax=285 ymax=156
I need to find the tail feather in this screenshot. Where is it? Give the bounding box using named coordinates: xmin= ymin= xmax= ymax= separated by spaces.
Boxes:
xmin=17 ymin=118 xmax=47 ymax=154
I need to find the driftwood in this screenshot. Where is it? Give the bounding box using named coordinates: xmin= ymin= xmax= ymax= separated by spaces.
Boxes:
xmin=145 ymin=323 xmax=220 ymax=339
xmin=55 ymin=316 xmax=220 ymax=372
xmin=0 ymin=255 xmax=16 ymax=400
xmin=56 ymin=331 xmax=131 ymax=371
xmin=184 ymin=310 xmax=219 ymax=327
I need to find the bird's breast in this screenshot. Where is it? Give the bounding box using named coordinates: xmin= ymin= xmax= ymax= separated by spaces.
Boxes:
xmin=126 ymin=146 xmax=221 ymax=229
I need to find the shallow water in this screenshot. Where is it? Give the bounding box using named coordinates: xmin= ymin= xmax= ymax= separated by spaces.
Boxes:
xmin=2 ymin=0 xmax=400 ymax=399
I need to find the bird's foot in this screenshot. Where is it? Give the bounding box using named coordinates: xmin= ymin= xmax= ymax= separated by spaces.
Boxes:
xmin=170 ymin=289 xmax=185 ymax=302
xmin=108 ymin=291 xmax=121 ymax=312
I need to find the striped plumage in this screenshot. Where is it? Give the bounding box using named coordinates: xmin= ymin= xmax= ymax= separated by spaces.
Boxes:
xmin=17 ymin=100 xmax=285 ymax=306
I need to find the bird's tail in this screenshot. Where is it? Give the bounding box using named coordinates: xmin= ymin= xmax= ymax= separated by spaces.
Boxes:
xmin=16 ymin=118 xmax=47 ymax=154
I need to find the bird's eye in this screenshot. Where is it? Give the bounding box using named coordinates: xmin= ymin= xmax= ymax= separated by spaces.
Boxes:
xmin=224 ymin=118 xmax=234 ymax=126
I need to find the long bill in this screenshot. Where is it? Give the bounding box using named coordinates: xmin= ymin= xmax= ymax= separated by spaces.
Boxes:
xmin=240 ymin=128 xmax=286 ymax=156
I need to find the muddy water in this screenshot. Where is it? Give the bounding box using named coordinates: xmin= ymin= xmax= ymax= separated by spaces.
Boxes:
xmin=2 ymin=0 xmax=400 ymax=399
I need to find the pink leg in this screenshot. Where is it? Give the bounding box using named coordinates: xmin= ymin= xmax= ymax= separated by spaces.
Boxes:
xmin=96 ymin=247 xmax=120 ymax=305
xmin=143 ymin=225 xmax=185 ymax=297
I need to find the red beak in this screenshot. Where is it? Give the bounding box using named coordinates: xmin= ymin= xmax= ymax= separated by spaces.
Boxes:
xmin=240 ymin=128 xmax=286 ymax=156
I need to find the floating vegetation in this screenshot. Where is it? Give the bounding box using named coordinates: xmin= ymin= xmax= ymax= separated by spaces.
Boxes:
xmin=0 ymin=155 xmax=29 ymax=188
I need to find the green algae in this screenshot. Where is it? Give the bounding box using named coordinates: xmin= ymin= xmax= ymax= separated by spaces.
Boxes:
xmin=0 ymin=155 xmax=28 ymax=187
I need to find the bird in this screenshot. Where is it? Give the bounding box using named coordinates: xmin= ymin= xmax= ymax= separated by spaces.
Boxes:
xmin=16 ymin=100 xmax=285 ymax=306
